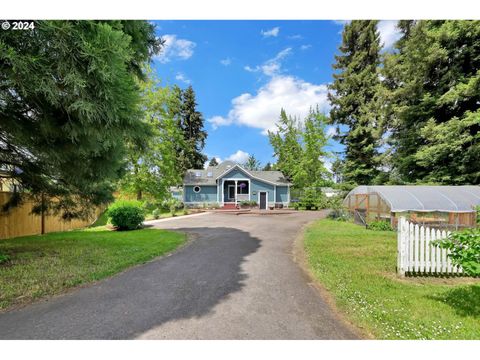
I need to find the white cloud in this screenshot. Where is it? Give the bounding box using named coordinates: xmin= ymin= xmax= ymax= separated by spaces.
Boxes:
xmin=208 ymin=75 xmax=330 ymax=135
xmin=175 ymin=72 xmax=191 ymax=84
xmin=156 ymin=34 xmax=196 ymax=63
xmin=220 ymin=58 xmax=232 ymax=66
xmin=377 ymin=20 xmax=402 ymax=49
xmin=244 ymin=47 xmax=292 ymax=77
xmin=261 ymin=27 xmax=280 ymax=38
xmin=226 ymin=150 xmax=250 ymax=164
xmin=300 ymin=44 xmax=312 ymax=51
xmin=287 ymin=34 xmax=303 ymax=40
xmin=332 ymin=20 xmax=351 ymax=26
xmin=326 ymin=126 xmax=338 ymax=138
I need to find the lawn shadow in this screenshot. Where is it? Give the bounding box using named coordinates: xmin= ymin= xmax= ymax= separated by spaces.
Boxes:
xmin=0 ymin=226 xmax=261 ymax=339
xmin=427 ymin=284 xmax=480 ymax=318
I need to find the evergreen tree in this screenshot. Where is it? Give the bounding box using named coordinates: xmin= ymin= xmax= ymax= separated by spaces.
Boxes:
xmin=262 ymin=162 xmax=272 ymax=171
xmin=328 ymin=20 xmax=383 ymax=185
xmin=179 ymin=86 xmax=208 ymax=170
xmin=208 ymin=157 xmax=219 ymax=167
xmin=243 ymin=154 xmax=261 ymax=171
xmin=0 ymin=20 xmax=160 ymax=217
xmin=268 ymin=109 xmax=303 ymax=182
xmin=383 ymin=20 xmax=480 ymax=184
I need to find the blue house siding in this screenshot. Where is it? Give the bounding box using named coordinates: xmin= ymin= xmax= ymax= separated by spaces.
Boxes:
xmin=276 ymin=186 xmax=289 ymax=204
xmin=220 ymin=167 xmax=250 ymax=179
xmin=251 ymin=179 xmax=275 ymax=203
xmin=184 ymin=185 xmax=217 ymax=203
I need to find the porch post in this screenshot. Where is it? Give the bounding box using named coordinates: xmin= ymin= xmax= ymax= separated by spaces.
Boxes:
xmin=234 ymin=180 xmax=238 ymax=206
xmin=221 ymin=179 xmax=224 ymax=206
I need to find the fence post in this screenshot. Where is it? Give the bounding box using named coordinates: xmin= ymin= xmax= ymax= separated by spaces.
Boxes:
xmin=397 ymin=217 xmax=406 ymax=276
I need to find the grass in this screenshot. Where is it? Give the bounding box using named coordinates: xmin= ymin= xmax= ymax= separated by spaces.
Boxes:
xmin=304 ymin=219 xmax=480 ymax=339
xmin=144 ymin=209 xmax=190 ymax=221
xmin=0 ymin=226 xmax=186 ymax=311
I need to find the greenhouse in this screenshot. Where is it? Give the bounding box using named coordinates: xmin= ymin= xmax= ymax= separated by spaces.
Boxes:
xmin=343 ymin=185 xmax=480 ymax=229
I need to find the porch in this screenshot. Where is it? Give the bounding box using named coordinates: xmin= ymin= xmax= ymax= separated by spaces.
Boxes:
xmin=221 ymin=179 xmax=250 ymax=206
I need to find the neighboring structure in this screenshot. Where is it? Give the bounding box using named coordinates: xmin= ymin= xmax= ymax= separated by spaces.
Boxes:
xmin=344 ymin=185 xmax=480 ymax=229
xmin=321 ymin=187 xmax=341 ymax=198
xmin=183 ymin=161 xmax=291 ymax=209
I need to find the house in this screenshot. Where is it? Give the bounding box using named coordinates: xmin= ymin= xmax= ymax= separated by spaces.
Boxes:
xmin=344 ymin=185 xmax=480 ymax=229
xmin=183 ymin=161 xmax=292 ymax=209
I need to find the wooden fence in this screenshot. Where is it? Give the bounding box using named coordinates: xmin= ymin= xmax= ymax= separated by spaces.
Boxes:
xmin=397 ymin=217 xmax=463 ymax=276
xmin=0 ymin=192 xmax=102 ymax=240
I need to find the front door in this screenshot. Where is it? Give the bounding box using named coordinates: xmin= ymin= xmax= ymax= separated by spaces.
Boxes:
xmin=228 ymin=185 xmax=235 ymax=201
xmin=259 ymin=191 xmax=267 ymax=210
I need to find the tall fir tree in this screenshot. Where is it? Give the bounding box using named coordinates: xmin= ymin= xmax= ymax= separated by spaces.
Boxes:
xmin=262 ymin=162 xmax=272 ymax=171
xmin=328 ymin=20 xmax=383 ymax=185
xmin=383 ymin=20 xmax=480 ymax=184
xmin=179 ymin=86 xmax=208 ymax=170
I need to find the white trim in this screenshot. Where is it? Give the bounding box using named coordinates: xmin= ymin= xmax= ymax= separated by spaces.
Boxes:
xmin=274 ymin=185 xmax=276 ymax=207
xmin=221 ymin=179 xmax=225 ymax=206
xmin=258 ymin=191 xmax=268 ymax=210
xmin=215 ymin=164 xmax=281 ymax=186
xmin=287 ymin=185 xmax=291 ymax=207
xmin=193 ymin=185 xmax=201 ymax=193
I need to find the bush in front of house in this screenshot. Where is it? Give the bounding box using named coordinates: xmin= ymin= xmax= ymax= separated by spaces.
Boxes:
xmin=240 ymin=200 xmax=258 ymax=208
xmin=107 ymin=200 xmax=145 ymax=230
xmin=367 ymin=220 xmax=394 ymax=231
xmin=433 ymin=229 xmax=480 ymax=277
xmin=152 ymin=208 xmax=161 ymax=219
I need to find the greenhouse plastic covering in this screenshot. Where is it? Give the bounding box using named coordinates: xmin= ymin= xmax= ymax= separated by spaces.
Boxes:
xmin=345 ymin=186 xmax=480 ymax=213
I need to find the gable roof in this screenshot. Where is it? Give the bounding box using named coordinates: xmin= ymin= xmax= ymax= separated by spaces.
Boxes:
xmin=183 ymin=161 xmax=291 ymax=186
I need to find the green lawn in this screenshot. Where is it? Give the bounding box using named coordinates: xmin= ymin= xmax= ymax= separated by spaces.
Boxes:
xmin=0 ymin=227 xmax=186 ymax=311
xmin=304 ymin=219 xmax=480 ymax=339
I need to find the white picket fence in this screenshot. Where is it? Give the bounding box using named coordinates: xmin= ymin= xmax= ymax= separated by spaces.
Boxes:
xmin=397 ymin=217 xmax=463 ymax=275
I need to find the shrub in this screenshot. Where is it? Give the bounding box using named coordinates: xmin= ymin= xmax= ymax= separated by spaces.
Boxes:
xmin=367 ymin=220 xmax=394 ymax=231
xmin=107 ymin=200 xmax=145 ymax=230
xmin=433 ymin=229 xmax=480 ymax=276
xmin=299 ymin=187 xmax=328 ymax=210
xmin=183 ymin=207 xmax=189 ymax=215
xmin=240 ymin=200 xmax=257 ymax=207
xmin=327 ymin=208 xmax=351 ymax=222
xmin=152 ymin=208 xmax=161 ymax=220
xmin=0 ymin=253 xmax=10 ymax=265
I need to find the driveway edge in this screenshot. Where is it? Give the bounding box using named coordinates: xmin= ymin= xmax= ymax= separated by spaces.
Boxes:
xmin=291 ymin=212 xmax=370 ymax=339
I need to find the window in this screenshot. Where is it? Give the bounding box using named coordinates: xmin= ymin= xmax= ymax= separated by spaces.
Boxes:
xmin=193 ymin=186 xmax=201 ymax=193
xmin=207 ymin=172 xmax=213 ymax=177
xmin=237 ymin=181 xmax=248 ymax=194
xmin=195 ymin=171 xmax=201 ymax=177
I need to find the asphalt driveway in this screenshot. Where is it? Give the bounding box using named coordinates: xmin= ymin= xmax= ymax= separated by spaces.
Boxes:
xmin=0 ymin=211 xmax=358 ymax=339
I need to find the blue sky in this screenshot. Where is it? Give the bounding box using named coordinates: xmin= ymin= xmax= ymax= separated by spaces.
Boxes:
xmin=151 ymin=20 xmax=401 ymax=169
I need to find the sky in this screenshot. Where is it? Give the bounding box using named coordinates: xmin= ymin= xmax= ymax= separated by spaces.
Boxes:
xmin=151 ymin=20 xmax=401 ymax=169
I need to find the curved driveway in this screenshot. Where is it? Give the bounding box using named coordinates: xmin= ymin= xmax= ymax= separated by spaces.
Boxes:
xmin=0 ymin=211 xmax=358 ymax=339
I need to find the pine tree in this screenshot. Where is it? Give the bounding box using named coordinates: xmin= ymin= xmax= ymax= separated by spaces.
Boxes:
xmin=0 ymin=20 xmax=160 ymax=217
xmin=262 ymin=162 xmax=272 ymax=171
xmin=328 ymin=20 xmax=383 ymax=185
xmin=243 ymin=154 xmax=261 ymax=171
xmin=208 ymin=157 xmax=219 ymax=167
xmin=179 ymin=86 xmax=208 ymax=170
xmin=383 ymin=20 xmax=480 ymax=184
